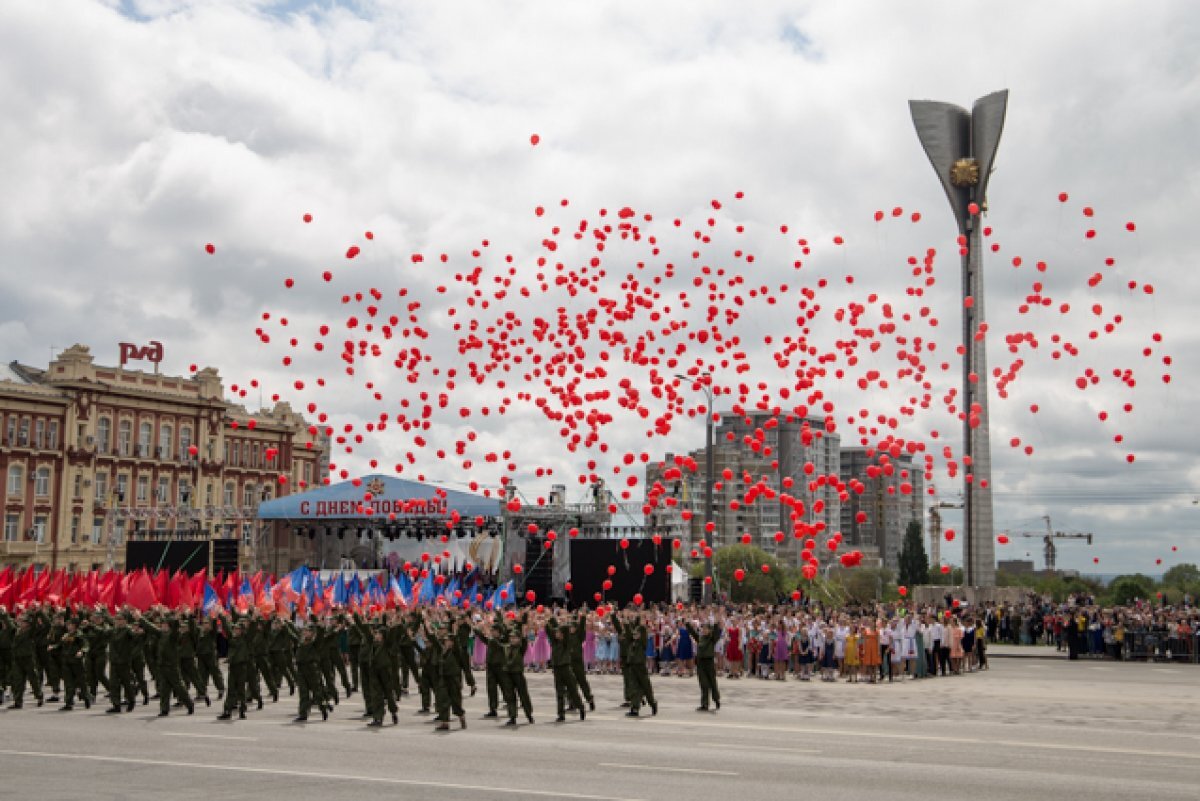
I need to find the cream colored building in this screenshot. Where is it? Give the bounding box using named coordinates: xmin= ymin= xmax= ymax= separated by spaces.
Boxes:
xmin=0 ymin=344 xmax=328 ymax=573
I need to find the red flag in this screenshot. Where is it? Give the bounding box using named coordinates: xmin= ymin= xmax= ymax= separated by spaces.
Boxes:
xmin=125 ymin=570 xmax=157 ymax=612
xmin=151 ymin=570 xmax=169 ymax=604
xmin=177 ymin=573 xmax=196 ymax=611
xmin=0 ymin=582 xmax=13 ymax=611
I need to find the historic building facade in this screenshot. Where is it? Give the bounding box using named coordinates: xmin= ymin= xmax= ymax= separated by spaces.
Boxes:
xmin=0 ymin=345 xmax=328 ymax=573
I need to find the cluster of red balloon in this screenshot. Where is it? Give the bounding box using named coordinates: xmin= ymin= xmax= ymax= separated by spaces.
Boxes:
xmin=197 ymin=173 xmax=1170 ymax=584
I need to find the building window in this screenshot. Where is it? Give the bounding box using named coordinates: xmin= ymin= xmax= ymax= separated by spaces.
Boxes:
xmin=138 ymin=421 xmax=153 ymax=457
xmin=243 ymin=483 xmax=256 ymax=507
xmin=92 ymin=517 xmax=104 ymax=544
xmin=18 ymin=418 xmax=30 ymax=446
xmin=117 ymin=420 xmax=132 ymax=456
xmin=136 ymin=475 xmax=149 ymax=503
xmin=35 ymin=419 xmax=45 ymax=449
xmin=223 ymin=482 xmax=235 ymax=507
xmin=94 ymin=471 xmax=108 ymax=503
xmin=116 ymin=473 xmax=129 ymax=503
xmin=178 ymin=478 xmax=191 ymax=506
xmin=180 ymin=425 xmax=192 ymax=458
xmin=96 ymin=417 xmax=111 ymax=453
xmin=303 ymin=461 xmax=312 ymax=485
xmin=48 ymin=421 xmax=59 ymax=450
xmin=157 ymin=476 xmax=170 ymax=504
xmin=33 ymin=516 xmax=47 ymax=543
xmin=4 ymin=415 xmax=13 ymax=445
xmin=73 ymin=472 xmax=83 ymax=499
xmin=6 ymin=464 xmax=23 ymax=495
xmin=158 ymin=423 xmax=173 ymax=458
xmin=70 ymin=516 xmax=80 ymax=544
xmin=205 ymin=483 xmax=213 ymax=507
xmin=230 ymin=442 xmax=240 ymax=467
xmin=3 ymin=514 xmax=19 ymax=542
xmin=34 ymin=467 xmax=50 ymax=497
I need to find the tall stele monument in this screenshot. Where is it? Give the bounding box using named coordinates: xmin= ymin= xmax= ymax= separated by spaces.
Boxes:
xmin=909 ymin=90 xmax=1008 ymax=587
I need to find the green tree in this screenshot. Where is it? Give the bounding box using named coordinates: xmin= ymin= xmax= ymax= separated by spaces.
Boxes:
xmin=898 ymin=521 xmax=929 ymax=586
xmin=831 ymin=566 xmax=898 ymax=603
xmin=1106 ymin=574 xmax=1157 ymax=606
xmin=711 ymin=544 xmax=789 ymax=603
xmin=1161 ymin=563 xmax=1200 ymax=590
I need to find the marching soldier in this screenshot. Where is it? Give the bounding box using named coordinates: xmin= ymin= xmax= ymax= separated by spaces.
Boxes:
xmin=686 ymin=619 xmax=721 ymax=711
xmin=217 ymin=618 xmax=249 ymax=720
xmin=614 ymin=611 xmax=656 ymax=717
xmin=105 ymin=613 xmax=136 ymax=713
xmin=195 ymin=615 xmax=224 ymax=703
xmin=268 ymin=617 xmax=298 ymax=697
xmin=55 ymin=619 xmax=91 ymax=710
xmin=154 ymin=615 xmax=195 ymax=716
xmin=8 ymin=614 xmax=44 ymax=708
xmin=547 ymin=616 xmax=586 ymax=723
xmin=293 ymin=625 xmax=329 ymax=722
xmin=566 ymin=610 xmax=595 ymax=712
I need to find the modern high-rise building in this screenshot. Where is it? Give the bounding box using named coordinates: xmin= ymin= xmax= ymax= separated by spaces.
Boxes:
xmin=645 ymin=411 xmax=841 ymax=566
xmin=839 ymin=447 xmax=925 ymax=571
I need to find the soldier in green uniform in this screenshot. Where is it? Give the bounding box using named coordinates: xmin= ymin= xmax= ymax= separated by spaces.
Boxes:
xmin=361 ymin=620 xmax=399 ymax=727
xmin=547 ymin=616 xmax=586 ymax=723
xmin=154 ymin=616 xmax=195 ymax=717
xmin=217 ymin=617 xmax=249 ymax=720
xmin=394 ymin=611 xmax=419 ymax=696
xmin=248 ymin=615 xmax=276 ymax=704
xmin=195 ymin=616 xmax=224 ymax=702
xmin=0 ymin=609 xmax=14 ymax=704
xmin=268 ymin=617 xmax=298 ymax=697
xmin=476 ymin=613 xmax=506 ymax=718
xmin=129 ymin=618 xmax=151 ymax=705
xmin=428 ymin=622 xmax=467 ymax=731
xmin=686 ymin=619 xmax=721 ymax=711
xmin=501 ymin=624 xmax=534 ymax=726
xmin=313 ymin=617 xmax=342 ymax=706
xmin=614 ymin=611 xmax=657 ymax=717
xmin=55 ymin=619 xmax=91 ymax=710
xmin=293 ymin=625 xmax=328 ymax=722
xmin=83 ymin=610 xmax=112 ymax=701
xmin=454 ymin=616 xmax=477 ymax=698
xmin=35 ymin=609 xmax=63 ymax=703
xmin=105 ymin=614 xmax=136 ymax=713
xmin=177 ymin=611 xmax=203 ymax=704
xmin=415 ymin=612 xmax=436 ymax=715
xmin=8 ymin=614 xmax=44 ymax=708
xmin=346 ymin=614 xmax=363 ymax=694
xmin=566 ymin=610 xmax=595 ymax=712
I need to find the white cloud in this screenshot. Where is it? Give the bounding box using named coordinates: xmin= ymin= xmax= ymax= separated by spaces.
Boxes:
xmin=1 ymin=0 xmax=1197 ymax=574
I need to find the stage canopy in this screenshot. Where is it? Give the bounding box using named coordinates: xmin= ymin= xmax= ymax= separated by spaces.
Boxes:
xmin=258 ymin=474 xmax=501 ymax=522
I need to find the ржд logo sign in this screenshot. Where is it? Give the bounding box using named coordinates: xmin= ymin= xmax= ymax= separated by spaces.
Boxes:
xmin=119 ymin=340 xmax=163 ymax=368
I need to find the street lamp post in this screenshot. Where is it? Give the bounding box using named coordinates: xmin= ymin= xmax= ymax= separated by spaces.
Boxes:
xmin=677 ymin=372 xmax=715 ymax=602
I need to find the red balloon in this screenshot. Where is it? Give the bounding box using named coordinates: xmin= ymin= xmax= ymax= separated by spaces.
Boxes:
xmin=619 ymin=538 xmax=630 ymax=550
xmin=898 ymin=585 xmax=908 ymax=596
xmin=643 ymin=564 xmax=655 ymax=576
xmin=530 ymin=133 xmax=540 ymax=146
xmin=944 ymin=529 xmax=956 ymax=542
xmin=565 ymin=582 xmax=573 ymax=593
xmin=632 ymin=593 xmax=644 ymax=606
xmin=940 ymin=564 xmax=951 ymax=575
xmin=513 ymin=564 xmax=523 ymax=574
xmin=602 ymin=579 xmax=613 ymax=591
xmin=204 ymin=243 xmax=215 ymax=254
xmin=525 ymin=590 xmax=536 ymax=602
xmin=733 ymin=568 xmax=746 ymax=582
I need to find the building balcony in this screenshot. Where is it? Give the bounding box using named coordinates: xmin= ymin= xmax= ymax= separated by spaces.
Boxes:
xmin=0 ymin=541 xmax=48 ymax=556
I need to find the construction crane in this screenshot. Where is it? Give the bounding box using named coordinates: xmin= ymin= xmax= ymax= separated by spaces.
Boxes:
xmin=1001 ymin=515 xmax=1093 ymax=571
xmin=928 ymin=499 xmax=963 ymax=567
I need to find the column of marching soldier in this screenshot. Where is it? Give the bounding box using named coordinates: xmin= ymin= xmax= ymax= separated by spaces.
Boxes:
xmin=0 ymin=606 xmax=723 ymax=729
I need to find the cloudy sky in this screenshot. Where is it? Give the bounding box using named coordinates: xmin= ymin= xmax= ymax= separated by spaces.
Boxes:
xmin=2 ymin=0 xmax=1197 ymax=575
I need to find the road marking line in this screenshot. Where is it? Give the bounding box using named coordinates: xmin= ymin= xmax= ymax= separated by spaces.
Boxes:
xmin=0 ymin=750 xmax=646 ymax=801
xmin=600 ymin=763 xmax=738 ymax=776
xmin=162 ymin=732 xmax=257 ymax=742
xmin=696 ymin=742 xmax=822 ymax=755
xmin=635 ymin=720 xmax=1200 ymax=760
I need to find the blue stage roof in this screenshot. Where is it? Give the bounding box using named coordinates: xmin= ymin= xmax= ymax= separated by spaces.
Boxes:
xmin=258 ymin=474 xmax=500 ymax=521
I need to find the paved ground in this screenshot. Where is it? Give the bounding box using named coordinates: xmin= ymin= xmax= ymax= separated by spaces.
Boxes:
xmin=2 ymin=658 xmax=1198 ymax=801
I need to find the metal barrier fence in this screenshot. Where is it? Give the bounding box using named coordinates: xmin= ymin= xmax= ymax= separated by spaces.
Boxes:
xmin=1121 ymin=630 xmax=1199 ymax=663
